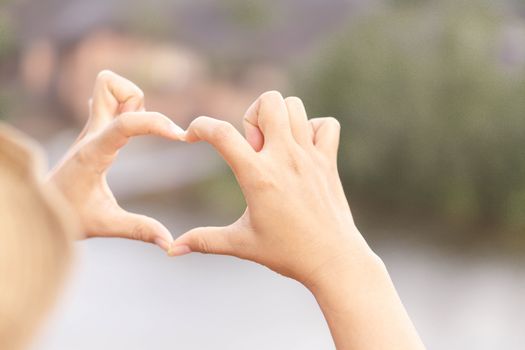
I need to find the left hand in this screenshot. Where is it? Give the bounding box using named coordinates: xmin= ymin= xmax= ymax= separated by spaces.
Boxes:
xmin=48 ymin=70 xmax=184 ymax=252
xmin=169 ymin=92 xmax=368 ymax=283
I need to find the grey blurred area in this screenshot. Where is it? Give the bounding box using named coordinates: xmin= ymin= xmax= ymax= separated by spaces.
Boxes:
xmin=33 ymin=236 xmax=525 ymax=350
xmin=1 ymin=0 xmax=525 ymax=349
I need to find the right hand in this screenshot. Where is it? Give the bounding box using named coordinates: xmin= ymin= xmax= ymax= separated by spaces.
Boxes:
xmin=170 ymin=91 xmax=376 ymax=286
xmin=49 ymin=70 xmax=184 ymax=252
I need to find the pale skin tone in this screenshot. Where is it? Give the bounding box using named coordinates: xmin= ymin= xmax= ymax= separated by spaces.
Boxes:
xmin=50 ymin=71 xmax=424 ymax=349
xmin=170 ymin=91 xmax=426 ymax=349
xmin=48 ymin=70 xmax=185 ymax=251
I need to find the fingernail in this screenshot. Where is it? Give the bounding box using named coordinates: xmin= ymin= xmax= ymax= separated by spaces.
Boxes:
xmin=168 ymin=244 xmax=192 ymax=257
xmin=154 ymin=238 xmax=170 ymax=252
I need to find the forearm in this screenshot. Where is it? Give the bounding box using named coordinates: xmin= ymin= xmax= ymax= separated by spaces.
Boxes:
xmin=305 ymin=244 xmax=425 ymax=350
xmin=169 ymin=92 xmax=424 ymax=347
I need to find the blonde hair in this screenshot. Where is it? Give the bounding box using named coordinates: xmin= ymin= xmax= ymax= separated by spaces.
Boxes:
xmin=0 ymin=124 xmax=76 ymax=350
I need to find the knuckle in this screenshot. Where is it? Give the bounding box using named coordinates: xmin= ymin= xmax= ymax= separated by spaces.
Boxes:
xmin=250 ymin=165 xmax=278 ymax=192
xmin=211 ymin=121 xmax=235 ymax=141
xmin=190 ymin=115 xmax=209 ymax=129
xmin=286 ymin=151 xmax=308 ymax=175
xmin=227 ymin=233 xmax=251 ymax=259
xmin=278 ymin=145 xmax=309 ymax=176
xmin=195 ymin=235 xmax=211 ymax=254
xmin=74 ymin=146 xmax=94 ymax=166
xmin=251 ymin=176 xmax=277 ymax=192
xmin=130 ymin=222 xmax=148 ymax=242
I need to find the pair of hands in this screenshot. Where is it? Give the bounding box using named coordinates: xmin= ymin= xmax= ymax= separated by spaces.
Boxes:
xmin=49 ymin=70 xmax=370 ymax=287
xmin=49 ymin=70 xmax=425 ymax=350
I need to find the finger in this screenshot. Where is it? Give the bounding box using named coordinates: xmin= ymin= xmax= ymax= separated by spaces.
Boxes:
xmin=169 ymin=225 xmax=239 ymax=257
xmin=90 ymin=70 xmax=145 ymax=131
xmin=242 ymin=103 xmax=264 ymax=152
xmin=185 ymin=116 xmax=257 ymax=174
xmin=309 ymin=117 xmax=341 ymax=159
xmin=72 ymin=99 xmax=94 ymax=146
xmin=87 ymin=111 xmax=184 ymax=158
xmin=285 ymin=96 xmax=311 ymax=147
xmin=103 ymin=209 xmax=174 ymax=252
xmin=243 ymin=91 xmax=293 ymax=148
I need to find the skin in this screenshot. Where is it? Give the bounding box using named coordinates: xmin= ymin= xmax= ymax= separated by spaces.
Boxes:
xmin=170 ymin=91 xmax=426 ymax=349
xmin=48 ymin=71 xmax=423 ymax=348
xmin=48 ymin=70 xmax=185 ymax=252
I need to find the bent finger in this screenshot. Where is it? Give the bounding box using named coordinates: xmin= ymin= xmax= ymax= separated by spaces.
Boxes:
xmin=88 ymin=208 xmax=174 ymax=253
xmin=90 ymin=70 xmax=145 ymax=131
xmin=169 ymin=225 xmax=244 ymax=257
xmin=309 ymin=117 xmax=341 ymax=160
xmin=285 ymin=96 xmax=311 ymax=147
xmin=243 ymin=91 xmax=293 ymax=149
xmin=87 ymin=112 xmax=184 ymax=159
xmin=242 ymin=107 xmax=264 ymax=152
xmin=185 ymin=116 xmax=257 ymax=174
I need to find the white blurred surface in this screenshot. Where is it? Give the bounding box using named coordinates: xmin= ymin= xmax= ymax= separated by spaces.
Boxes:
xmin=32 ymin=233 xmax=525 ymax=350
xmin=33 ymin=238 xmax=332 ymax=350
xmin=36 ymin=132 xmax=525 ymax=350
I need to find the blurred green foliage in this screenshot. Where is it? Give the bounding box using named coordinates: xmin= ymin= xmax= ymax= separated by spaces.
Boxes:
xmin=221 ymin=0 xmax=273 ymax=31
xmin=0 ymin=6 xmax=14 ymax=58
xmin=296 ymin=0 xmax=525 ymax=236
xmin=0 ymin=8 xmax=14 ymax=121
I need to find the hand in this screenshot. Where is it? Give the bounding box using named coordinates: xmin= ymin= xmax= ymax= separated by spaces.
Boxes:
xmin=171 ymin=91 xmax=425 ymax=350
xmin=170 ymin=91 xmax=373 ymax=285
xmin=48 ymin=70 xmax=184 ymax=252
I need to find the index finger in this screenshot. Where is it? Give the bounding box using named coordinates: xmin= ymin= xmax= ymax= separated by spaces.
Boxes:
xmin=185 ymin=116 xmax=257 ymax=176
xmin=86 ymin=112 xmax=184 ymax=159
xmin=90 ymin=70 xmax=145 ymax=131
xmin=243 ymin=91 xmax=294 ymax=150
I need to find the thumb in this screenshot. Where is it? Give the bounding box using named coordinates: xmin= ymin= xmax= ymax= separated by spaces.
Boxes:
xmin=96 ymin=209 xmax=174 ymax=252
xmin=169 ymin=225 xmax=239 ymax=257
xmin=85 ymin=111 xmax=183 ymax=161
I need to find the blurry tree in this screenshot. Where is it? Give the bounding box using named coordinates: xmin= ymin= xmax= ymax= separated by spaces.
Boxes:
xmin=296 ymin=0 xmax=525 ymax=240
xmin=221 ymin=0 xmax=272 ymax=31
xmin=0 ymin=1 xmax=14 ymax=60
xmin=0 ymin=5 xmax=14 ymax=121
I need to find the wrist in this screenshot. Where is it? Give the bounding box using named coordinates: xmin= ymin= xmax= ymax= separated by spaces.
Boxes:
xmin=302 ymin=239 xmax=387 ymax=297
xmin=302 ymin=236 xmax=426 ymax=350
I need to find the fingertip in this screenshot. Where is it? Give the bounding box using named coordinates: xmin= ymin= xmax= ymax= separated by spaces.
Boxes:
xmin=181 ymin=128 xmax=198 ymax=143
xmin=153 ymin=227 xmax=174 ymax=251
xmin=168 ymin=122 xmax=185 ymax=140
xmin=96 ymin=69 xmax=116 ymax=80
xmin=260 ymin=90 xmax=284 ymax=101
xmin=167 ymin=244 xmax=192 ymax=257
xmin=145 ymin=217 xmax=174 ymax=252
xmin=154 ymin=237 xmax=171 ymax=252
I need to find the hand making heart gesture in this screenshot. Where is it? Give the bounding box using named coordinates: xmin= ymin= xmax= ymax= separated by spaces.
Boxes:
xmin=48 ymin=70 xmax=184 ymax=252
xmin=169 ymin=91 xmax=368 ymax=284
xmin=43 ymin=72 xmax=423 ymax=350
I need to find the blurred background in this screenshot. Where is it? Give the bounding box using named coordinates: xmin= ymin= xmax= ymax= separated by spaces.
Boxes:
xmin=1 ymin=0 xmax=525 ymax=348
